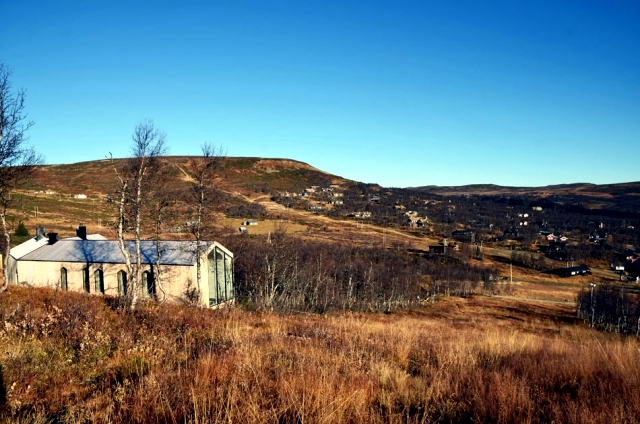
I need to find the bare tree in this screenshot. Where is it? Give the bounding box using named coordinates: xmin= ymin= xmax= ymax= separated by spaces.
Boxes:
xmin=150 ymin=164 xmax=177 ymax=303
xmin=186 ymin=142 xmax=225 ymax=304
xmin=0 ymin=64 xmax=43 ymax=292
xmin=111 ymin=119 xmax=167 ymax=308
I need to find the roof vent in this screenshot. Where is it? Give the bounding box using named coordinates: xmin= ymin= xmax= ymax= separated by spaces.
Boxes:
xmin=35 ymin=227 xmax=46 ymax=241
xmin=47 ymin=232 xmax=58 ymax=245
xmin=76 ymin=224 xmax=87 ymax=240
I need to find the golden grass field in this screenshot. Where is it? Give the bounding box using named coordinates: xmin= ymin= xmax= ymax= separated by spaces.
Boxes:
xmin=1 ymin=285 xmax=639 ymax=423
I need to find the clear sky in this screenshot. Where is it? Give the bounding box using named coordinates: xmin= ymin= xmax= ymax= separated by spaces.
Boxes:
xmin=2 ymin=1 xmax=638 ymax=188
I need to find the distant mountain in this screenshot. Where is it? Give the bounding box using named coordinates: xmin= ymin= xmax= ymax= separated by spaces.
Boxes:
xmin=410 ymin=182 xmax=640 ymax=197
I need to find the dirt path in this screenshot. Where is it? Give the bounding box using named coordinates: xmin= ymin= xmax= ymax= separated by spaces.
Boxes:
xmin=493 ymin=295 xmax=576 ymax=306
xmin=235 ymin=192 xmax=441 ymax=247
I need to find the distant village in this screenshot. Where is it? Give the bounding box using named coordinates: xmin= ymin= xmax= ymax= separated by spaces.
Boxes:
xmin=271 ymin=183 xmax=640 ymax=282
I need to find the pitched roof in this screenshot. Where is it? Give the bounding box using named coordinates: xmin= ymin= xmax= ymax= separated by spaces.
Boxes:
xmin=18 ymin=239 xmax=215 ymax=266
xmin=10 ymin=237 xmax=49 ymax=260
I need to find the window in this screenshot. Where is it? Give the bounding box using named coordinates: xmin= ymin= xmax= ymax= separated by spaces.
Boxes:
xmin=60 ymin=267 xmax=68 ymax=291
xmin=142 ymin=270 xmax=155 ymax=298
xmin=94 ymin=269 xmax=104 ymax=294
xmin=208 ymin=247 xmax=234 ymax=306
xmin=82 ymin=268 xmax=90 ymax=293
xmin=117 ymin=270 xmax=127 ymax=297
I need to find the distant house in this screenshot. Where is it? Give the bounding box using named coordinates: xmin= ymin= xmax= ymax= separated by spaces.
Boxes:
xmin=74 ymin=194 xmax=87 ymax=199
xmin=328 ymin=200 xmax=344 ymax=205
xmin=309 ymin=205 xmax=323 ymax=211
xmin=558 ymin=265 xmax=590 ymax=277
xmin=428 ymin=245 xmax=447 ymax=256
xmin=626 ymin=260 xmax=640 ymax=277
xmin=451 ymin=229 xmax=475 ymax=243
xmin=348 ymin=212 xmax=371 ymax=219
xmin=242 ymin=219 xmax=258 ymax=226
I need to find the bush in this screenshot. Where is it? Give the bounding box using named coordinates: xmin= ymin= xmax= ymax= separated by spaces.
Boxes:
xmin=13 ymin=222 xmax=29 ymax=237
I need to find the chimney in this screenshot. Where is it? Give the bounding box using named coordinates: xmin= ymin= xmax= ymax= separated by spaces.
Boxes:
xmin=36 ymin=227 xmax=46 ymax=241
xmin=76 ymin=224 xmax=87 ymax=240
xmin=47 ymin=232 xmax=58 ymax=245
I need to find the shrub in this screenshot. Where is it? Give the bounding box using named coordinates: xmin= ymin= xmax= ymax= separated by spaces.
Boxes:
xmin=14 ymin=222 xmax=29 ymax=237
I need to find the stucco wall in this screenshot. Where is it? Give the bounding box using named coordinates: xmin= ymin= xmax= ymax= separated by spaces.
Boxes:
xmin=15 ymin=260 xmax=205 ymax=306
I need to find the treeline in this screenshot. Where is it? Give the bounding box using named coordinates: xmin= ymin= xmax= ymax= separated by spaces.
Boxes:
xmin=219 ymin=229 xmax=495 ymax=313
xmin=576 ymin=284 xmax=640 ymax=336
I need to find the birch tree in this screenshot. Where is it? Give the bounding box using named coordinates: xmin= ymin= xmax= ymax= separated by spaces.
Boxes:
xmin=111 ymin=119 xmax=167 ymax=308
xmin=186 ymin=143 xmax=225 ymax=304
xmin=0 ymin=64 xmax=43 ymax=292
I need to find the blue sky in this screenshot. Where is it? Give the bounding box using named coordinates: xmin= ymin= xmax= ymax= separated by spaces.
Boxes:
xmin=2 ymin=1 xmax=638 ymax=187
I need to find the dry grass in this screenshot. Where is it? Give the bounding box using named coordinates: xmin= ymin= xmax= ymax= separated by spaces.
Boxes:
xmin=1 ymin=287 xmax=640 ymax=423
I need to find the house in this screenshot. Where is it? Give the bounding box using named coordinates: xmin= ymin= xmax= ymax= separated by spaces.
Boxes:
xmin=428 ymin=245 xmax=447 ymax=256
xmin=558 ymin=265 xmax=590 ymax=277
xmin=74 ymin=194 xmax=87 ymax=199
xmin=348 ymin=212 xmax=371 ymax=219
xmin=451 ymin=229 xmax=475 ymax=243
xmin=8 ymin=226 xmax=234 ymax=308
xmin=242 ymin=219 xmax=258 ymax=226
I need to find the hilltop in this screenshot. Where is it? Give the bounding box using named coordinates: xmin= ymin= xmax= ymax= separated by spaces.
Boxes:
xmin=29 ymin=157 xmax=351 ymax=198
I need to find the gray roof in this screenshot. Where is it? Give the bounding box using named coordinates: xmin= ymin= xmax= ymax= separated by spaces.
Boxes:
xmin=19 ymin=240 xmax=215 ymax=266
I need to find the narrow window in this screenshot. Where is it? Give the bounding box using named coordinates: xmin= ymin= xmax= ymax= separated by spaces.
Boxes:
xmin=216 ymin=248 xmax=225 ymax=302
xmin=224 ymin=253 xmax=234 ymax=301
xmin=60 ymin=267 xmax=68 ymax=291
xmin=117 ymin=270 xmax=127 ymax=297
xmin=142 ymin=271 xmax=155 ymax=298
xmin=83 ymin=268 xmax=90 ymax=293
xmin=94 ymin=269 xmax=104 ymax=294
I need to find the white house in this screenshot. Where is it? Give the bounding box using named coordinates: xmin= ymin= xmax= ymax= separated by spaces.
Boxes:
xmin=9 ymin=226 xmax=234 ymax=308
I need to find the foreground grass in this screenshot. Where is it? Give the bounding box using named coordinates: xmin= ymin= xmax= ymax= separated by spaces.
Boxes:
xmin=1 ymin=287 xmax=639 ymax=423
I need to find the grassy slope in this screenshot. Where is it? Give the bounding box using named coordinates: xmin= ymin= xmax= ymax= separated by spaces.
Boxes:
xmin=1 ymin=286 xmax=639 ymax=423
xmin=3 ymin=158 xmax=640 ymax=422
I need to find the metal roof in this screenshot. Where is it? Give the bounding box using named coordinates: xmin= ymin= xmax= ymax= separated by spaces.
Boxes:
xmin=18 ymin=239 xmax=217 ymax=266
xmin=10 ymin=237 xmax=49 ymax=260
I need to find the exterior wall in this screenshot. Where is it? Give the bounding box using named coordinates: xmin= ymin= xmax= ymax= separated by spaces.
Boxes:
xmin=15 ymin=260 xmax=198 ymax=304
xmin=13 ymin=240 xmax=233 ymax=308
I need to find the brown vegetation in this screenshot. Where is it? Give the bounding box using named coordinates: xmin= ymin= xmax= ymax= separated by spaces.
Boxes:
xmin=1 ymin=286 xmax=640 ymax=423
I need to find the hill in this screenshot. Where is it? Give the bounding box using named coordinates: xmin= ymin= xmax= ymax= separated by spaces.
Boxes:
xmin=28 ymin=157 xmax=351 ymax=198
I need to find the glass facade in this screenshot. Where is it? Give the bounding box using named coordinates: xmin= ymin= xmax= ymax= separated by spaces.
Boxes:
xmin=208 ymin=246 xmax=234 ymax=307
